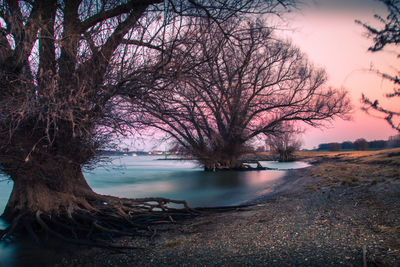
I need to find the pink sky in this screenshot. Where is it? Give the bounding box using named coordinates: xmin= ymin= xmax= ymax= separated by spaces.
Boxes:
xmin=284 ymin=0 xmax=400 ymax=149
xmin=130 ymin=0 xmax=400 ymax=151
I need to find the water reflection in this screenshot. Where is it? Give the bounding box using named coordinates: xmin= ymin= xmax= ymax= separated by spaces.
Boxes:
xmin=93 ymin=169 xmax=285 ymax=208
xmin=260 ymin=160 xmax=310 ymax=170
xmin=85 ymin=156 xmax=289 ymax=207
xmin=0 ymin=156 xmax=310 ymax=266
xmin=0 ymin=157 xmax=310 ymax=216
xmin=0 ymin=157 xmax=311 ymax=213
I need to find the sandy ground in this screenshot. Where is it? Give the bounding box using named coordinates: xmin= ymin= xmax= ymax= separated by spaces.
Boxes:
xmin=55 ymin=151 xmax=400 ymax=266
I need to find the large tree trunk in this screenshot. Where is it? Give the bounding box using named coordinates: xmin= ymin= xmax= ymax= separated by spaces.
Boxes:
xmin=2 ymin=159 xmax=96 ymax=221
xmin=0 ymin=149 xmax=194 ymax=245
xmin=0 ymin=122 xmax=101 ymax=221
xmin=277 ymin=150 xmax=295 ymax=162
xmin=200 ymin=152 xmax=240 ymax=171
xmin=195 ymin=142 xmax=253 ymax=171
xmin=200 ymin=151 xmax=256 ymax=171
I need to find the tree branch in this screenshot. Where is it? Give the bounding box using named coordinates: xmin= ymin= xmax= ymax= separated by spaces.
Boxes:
xmin=121 ymin=39 xmax=164 ymax=51
xmin=79 ymin=0 xmax=163 ymax=33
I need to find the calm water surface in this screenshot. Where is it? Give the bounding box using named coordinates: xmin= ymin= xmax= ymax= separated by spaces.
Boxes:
xmin=84 ymin=156 xmax=292 ymax=207
xmin=0 ymin=156 xmax=309 ymax=266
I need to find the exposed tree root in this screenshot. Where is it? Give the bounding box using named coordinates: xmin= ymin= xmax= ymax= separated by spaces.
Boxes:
xmin=212 ymin=160 xmax=269 ymax=171
xmin=0 ymin=195 xmax=199 ymax=249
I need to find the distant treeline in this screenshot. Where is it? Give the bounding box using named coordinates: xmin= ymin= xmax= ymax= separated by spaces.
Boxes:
xmin=317 ymin=135 xmax=400 ymax=151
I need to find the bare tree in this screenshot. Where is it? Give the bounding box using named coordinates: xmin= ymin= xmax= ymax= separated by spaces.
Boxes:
xmin=132 ymin=20 xmax=351 ymax=170
xmin=356 ymin=0 xmax=400 ymax=132
xmin=0 ymin=0 xmax=295 ymax=243
xmin=267 ymin=127 xmax=301 ymax=162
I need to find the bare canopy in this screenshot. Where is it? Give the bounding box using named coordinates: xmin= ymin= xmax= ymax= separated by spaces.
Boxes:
xmin=130 ymin=20 xmax=351 ymax=170
xmin=267 ymin=124 xmax=302 ymax=162
xmin=0 ymin=0 xmax=295 ymax=243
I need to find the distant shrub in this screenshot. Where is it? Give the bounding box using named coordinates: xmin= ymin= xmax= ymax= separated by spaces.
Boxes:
xmin=354 ymin=138 xmax=368 ymax=151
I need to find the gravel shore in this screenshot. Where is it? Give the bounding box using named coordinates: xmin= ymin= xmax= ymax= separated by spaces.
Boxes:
xmin=56 ymin=153 xmax=400 ymax=266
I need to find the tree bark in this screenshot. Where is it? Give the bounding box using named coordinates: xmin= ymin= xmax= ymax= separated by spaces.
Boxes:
xmin=0 ymin=151 xmax=195 ymax=244
xmin=201 ymin=152 xmax=247 ymax=171
xmin=2 ymin=157 xmax=97 ymax=221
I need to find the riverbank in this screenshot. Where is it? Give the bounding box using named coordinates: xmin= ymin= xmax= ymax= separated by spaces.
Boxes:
xmin=48 ymin=149 xmax=400 ymax=265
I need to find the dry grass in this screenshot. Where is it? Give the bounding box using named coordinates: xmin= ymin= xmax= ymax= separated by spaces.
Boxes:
xmin=297 ymin=148 xmax=400 ymax=164
xmin=299 ymin=148 xmax=400 ymax=190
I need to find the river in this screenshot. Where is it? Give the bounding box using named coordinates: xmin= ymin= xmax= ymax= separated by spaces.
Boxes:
xmin=0 ymin=155 xmax=309 ymax=266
